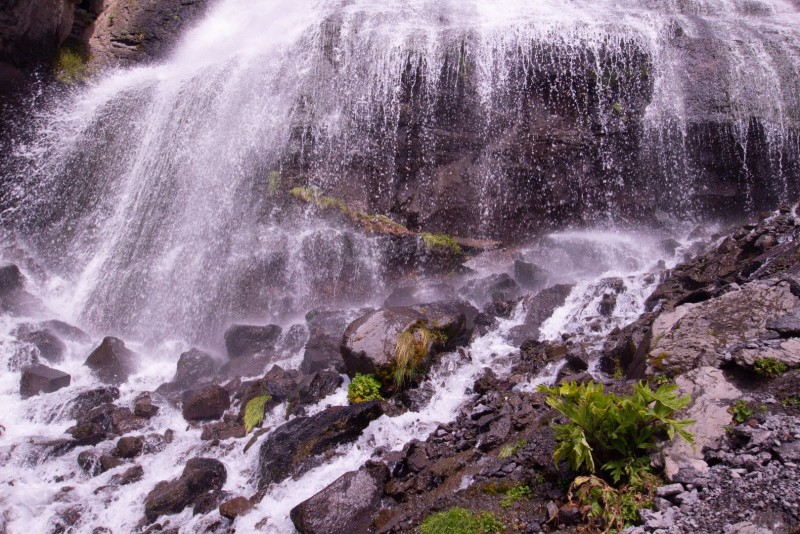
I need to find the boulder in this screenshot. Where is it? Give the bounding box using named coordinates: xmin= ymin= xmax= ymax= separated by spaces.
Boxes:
xmin=84 ymin=337 xmax=138 ymax=385
xmin=507 ymin=284 xmax=574 ymax=345
xmin=144 ymin=458 xmax=227 ymax=522
xmin=15 ymin=327 xmax=66 ymax=363
xmin=67 ymin=402 xmax=146 ymax=445
xmin=513 ymin=260 xmax=549 ymax=289
xmin=660 ymin=367 xmax=742 ymax=482
xmin=300 ymin=333 xmax=343 ymax=374
xmin=20 ymin=364 xmax=70 ymax=398
xmin=78 ymin=450 xmax=101 ymax=476
xmin=461 ymin=273 xmax=521 ymax=307
xmin=258 ymin=401 xmax=383 ymax=488
xmin=0 ymin=264 xmax=24 ymax=295
xmin=67 ymin=387 xmax=120 ymax=419
xmin=290 ymin=462 xmax=388 ymax=534
xmin=182 ymin=385 xmax=230 ymax=421
xmin=224 ymin=324 xmax=282 ymax=358
xmin=216 ymin=349 xmax=281 ymax=380
xmin=109 ymin=464 xmax=144 ymax=486
xmin=200 ymin=422 xmax=246 ymax=441
xmin=40 ymin=320 xmax=91 ymax=344
xmin=219 ymin=496 xmax=252 ymax=520
xmin=114 ymin=436 xmax=143 ymax=458
xmin=649 ymin=279 xmax=799 ymax=374
xmin=341 ymin=302 xmax=472 ymax=389
xmin=133 ymin=393 xmax=160 ymax=418
xmin=172 ymin=348 xmax=217 ymax=390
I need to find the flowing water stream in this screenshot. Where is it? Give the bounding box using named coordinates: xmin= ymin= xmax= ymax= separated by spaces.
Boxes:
xmin=0 ymin=0 xmax=799 ymax=531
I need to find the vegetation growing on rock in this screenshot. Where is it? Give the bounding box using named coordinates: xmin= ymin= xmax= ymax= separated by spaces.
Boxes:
xmin=753 ymin=357 xmax=787 ymax=378
xmin=290 ymin=186 xmax=410 ymax=235
xmin=391 ymin=321 xmax=444 ymax=388
xmin=347 ymin=373 xmax=383 ymax=404
xmin=421 ymin=233 xmax=463 ymax=256
xmin=54 ymin=38 xmax=91 ymax=84
xmin=243 ymin=394 xmax=272 ymax=433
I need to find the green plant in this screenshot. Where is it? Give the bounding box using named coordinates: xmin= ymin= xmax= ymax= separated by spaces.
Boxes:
xmin=420 ymin=507 xmax=504 ymax=534
xmin=421 ymin=233 xmax=463 ymax=256
xmin=753 ymin=357 xmax=787 ymax=378
xmin=569 ymin=475 xmax=652 ymax=533
xmin=729 ymin=400 xmax=754 ymax=424
xmin=612 ymin=102 xmax=624 ymax=116
xmin=538 ymin=381 xmax=694 ymax=484
xmin=500 ymin=483 xmax=532 ymax=509
xmin=244 ymin=394 xmax=272 ymax=433
xmin=392 ymin=322 xmax=435 ymax=388
xmin=498 ymin=438 xmax=527 ymax=460
xmin=781 ymin=396 xmax=800 ymax=408
xmin=347 ymin=373 xmax=384 ymax=404
xmin=54 ymin=39 xmax=90 ymax=84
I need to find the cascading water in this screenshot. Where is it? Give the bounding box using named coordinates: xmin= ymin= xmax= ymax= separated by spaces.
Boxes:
xmin=1 ymin=0 xmax=800 ymax=532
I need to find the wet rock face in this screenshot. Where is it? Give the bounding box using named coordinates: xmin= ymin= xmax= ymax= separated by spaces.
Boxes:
xmin=144 ymin=457 xmax=227 ymax=522
xmin=181 ymin=385 xmax=230 ymax=421
xmin=258 ymin=401 xmax=384 ymax=488
xmin=84 ymin=337 xmax=138 ymax=385
xmin=507 ymin=284 xmax=575 ymax=345
xmin=173 ymin=348 xmax=217 ymax=389
xmin=19 ymin=364 xmax=70 ymax=398
xmin=290 ymin=461 xmax=388 ymax=534
xmin=0 ymin=0 xmax=73 ymax=68
xmin=224 ymin=324 xmax=282 ymax=359
xmin=87 ymin=0 xmax=209 ymax=69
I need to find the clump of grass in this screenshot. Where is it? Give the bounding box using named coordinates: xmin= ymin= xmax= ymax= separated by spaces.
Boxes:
xmin=243 ymin=394 xmax=272 ymax=433
xmin=54 ymin=39 xmax=91 ymax=85
xmin=498 ymin=438 xmax=527 ymax=460
xmin=753 ymin=357 xmax=787 ymax=378
xmin=393 ymin=321 xmax=435 ymax=388
xmin=347 ymin=373 xmax=384 ymax=404
xmin=420 ymin=507 xmax=504 ymax=534
xmin=500 ymin=483 xmax=532 ymax=509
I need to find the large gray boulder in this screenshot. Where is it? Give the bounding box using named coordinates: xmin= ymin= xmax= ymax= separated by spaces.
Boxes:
xmin=290 ymin=462 xmax=388 ymax=534
xmin=224 ymin=324 xmax=282 ymax=358
xmin=341 ymin=302 xmax=473 ymax=390
xmin=84 ymin=337 xmax=138 ymax=385
xmin=649 ymin=279 xmax=800 ymax=375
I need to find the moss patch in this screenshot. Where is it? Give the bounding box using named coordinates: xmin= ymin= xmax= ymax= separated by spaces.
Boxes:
xmin=421 ymin=233 xmax=463 ymax=256
xmin=244 ymin=394 xmax=272 ymax=433
xmin=290 ymin=186 xmax=410 ymax=235
xmin=54 ymin=38 xmax=91 ymax=85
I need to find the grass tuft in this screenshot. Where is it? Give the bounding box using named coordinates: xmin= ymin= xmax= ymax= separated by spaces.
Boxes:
xmin=244 ymin=394 xmax=272 ymax=433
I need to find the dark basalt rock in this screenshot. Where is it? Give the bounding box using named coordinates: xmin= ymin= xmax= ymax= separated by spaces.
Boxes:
xmin=144 ymin=457 xmax=227 ymax=522
xmin=200 ymin=421 xmax=246 ymax=441
xmin=78 ymin=450 xmax=101 ymax=476
xmin=383 ymin=282 xmax=457 ymax=308
xmin=181 ymin=385 xmax=230 ymax=421
xmin=19 ymin=364 xmax=70 ymax=398
xmin=114 ymin=436 xmax=144 ymax=458
xmin=15 ymin=326 xmax=67 ymax=363
xmin=0 ymin=264 xmax=24 ymax=295
xmin=216 ymin=349 xmax=282 ymax=380
xmin=40 ymin=319 xmax=91 ymax=344
xmin=300 ymin=333 xmax=343 ymax=374
xmin=218 ymin=496 xmax=252 ymax=520
xmin=133 ymin=393 xmax=160 ymax=418
xmin=110 ymin=464 xmax=144 ymax=486
xmin=172 ymin=348 xmax=217 ymax=390
xmin=67 ymin=402 xmax=147 ymax=445
xmin=67 ymin=387 xmax=120 ymax=419
xmin=84 ymin=337 xmax=138 ymax=385
xmin=223 ymin=324 xmax=282 ymax=358
xmin=507 ymin=284 xmax=575 ymax=345
xmin=290 ymin=461 xmax=388 ymax=534
xmin=258 ymin=401 xmax=384 ymax=488
xmin=514 ymin=260 xmax=549 ymax=290
xmin=461 ymin=273 xmax=521 ymax=308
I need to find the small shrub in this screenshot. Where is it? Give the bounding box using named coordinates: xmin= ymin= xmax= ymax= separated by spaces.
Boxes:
xmin=539 ymin=381 xmax=694 ymax=484
xmin=420 ymin=507 xmax=504 ymax=534
xmin=498 ymin=438 xmax=527 ymax=460
xmin=781 ymin=396 xmax=800 ymax=408
xmin=347 ymin=373 xmax=383 ymax=404
xmin=500 ymin=483 xmax=531 ymax=509
xmin=569 ymin=475 xmax=652 ymax=532
xmin=753 ymin=357 xmax=787 ymax=378
xmin=244 ymin=394 xmax=272 ymax=433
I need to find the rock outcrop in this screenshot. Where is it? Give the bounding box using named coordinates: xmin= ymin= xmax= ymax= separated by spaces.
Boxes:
xmin=84 ymin=337 xmax=138 ymax=385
